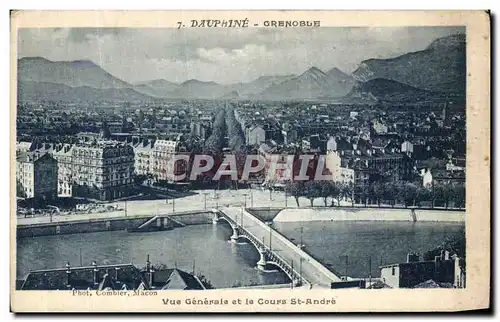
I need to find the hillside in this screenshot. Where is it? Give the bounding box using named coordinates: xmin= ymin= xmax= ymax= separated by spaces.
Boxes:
xmin=344 ymin=78 xmax=442 ymax=103
xmin=166 ymin=79 xmax=228 ymax=100
xmin=18 ymin=57 xmax=131 ymax=89
xmin=351 ymin=33 xmax=465 ymax=93
xmin=226 ymin=75 xmax=296 ymax=98
xmin=260 ymin=66 xmax=355 ymax=100
xmin=18 ymin=81 xmax=153 ymax=102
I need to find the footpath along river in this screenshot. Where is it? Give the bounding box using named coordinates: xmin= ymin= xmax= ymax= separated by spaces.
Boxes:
xmin=17 ymin=220 xmax=464 ymax=287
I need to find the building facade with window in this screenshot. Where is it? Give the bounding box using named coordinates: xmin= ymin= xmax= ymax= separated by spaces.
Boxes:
xmin=52 ymin=144 xmax=74 ymax=197
xmin=152 ymin=135 xmax=189 ymax=183
xmin=16 ymin=152 xmax=58 ymax=201
xmin=70 ymin=143 xmax=135 ymax=200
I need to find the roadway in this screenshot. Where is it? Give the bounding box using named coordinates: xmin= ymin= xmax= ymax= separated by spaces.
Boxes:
xmin=17 ymin=188 xmax=297 ymax=225
xmin=219 ymin=206 xmax=343 ymax=287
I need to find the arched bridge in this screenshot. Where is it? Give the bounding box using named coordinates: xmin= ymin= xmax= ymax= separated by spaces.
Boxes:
xmin=213 ymin=207 xmax=344 ymax=288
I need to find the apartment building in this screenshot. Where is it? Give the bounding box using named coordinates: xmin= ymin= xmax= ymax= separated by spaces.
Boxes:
xmin=71 ymin=143 xmax=135 ymax=200
xmin=16 ymin=152 xmax=58 ymax=201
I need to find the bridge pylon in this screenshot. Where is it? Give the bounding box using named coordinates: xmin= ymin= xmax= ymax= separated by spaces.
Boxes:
xmin=230 ymin=226 xmax=240 ymax=243
xmin=212 ymin=211 xmax=220 ymax=224
xmin=256 ymin=247 xmax=268 ymax=271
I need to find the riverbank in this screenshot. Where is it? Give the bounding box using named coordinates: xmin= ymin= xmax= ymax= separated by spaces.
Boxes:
xmin=273 ymin=207 xmax=465 ymax=223
xmin=17 ymin=212 xmax=214 ymax=238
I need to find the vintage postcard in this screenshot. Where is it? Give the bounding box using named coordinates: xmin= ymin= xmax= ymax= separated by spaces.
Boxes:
xmin=10 ymin=11 xmax=490 ymax=312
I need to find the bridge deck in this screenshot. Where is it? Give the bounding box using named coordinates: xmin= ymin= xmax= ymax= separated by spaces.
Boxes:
xmin=219 ymin=207 xmax=343 ymax=287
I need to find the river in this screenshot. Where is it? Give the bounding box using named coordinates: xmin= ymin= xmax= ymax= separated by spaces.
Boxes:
xmin=273 ymin=221 xmax=465 ymax=278
xmin=16 ymin=222 xmax=289 ymax=289
xmin=17 ymin=220 xmax=464 ymax=287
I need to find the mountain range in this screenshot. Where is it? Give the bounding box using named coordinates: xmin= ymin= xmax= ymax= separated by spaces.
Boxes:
xmin=352 ymin=33 xmax=465 ymax=94
xmin=17 ymin=33 xmax=465 ymax=103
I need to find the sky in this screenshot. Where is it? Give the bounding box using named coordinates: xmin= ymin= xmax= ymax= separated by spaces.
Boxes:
xmin=17 ymin=26 xmax=465 ymax=85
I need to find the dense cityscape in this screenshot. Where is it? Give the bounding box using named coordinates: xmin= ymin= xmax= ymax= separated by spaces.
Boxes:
xmin=16 ymin=98 xmax=466 ymax=208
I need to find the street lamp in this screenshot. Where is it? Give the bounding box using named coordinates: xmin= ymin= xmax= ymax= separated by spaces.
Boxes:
xmin=299 ymin=257 xmax=303 ymax=283
xmin=214 ymin=192 xmax=219 ymax=209
xmin=300 ymin=226 xmax=303 ymax=248
xmin=240 ymin=205 xmax=243 ymax=227
xmin=203 ymin=192 xmax=208 ymax=210
xmin=242 ymin=193 xmax=248 ymax=208
xmin=269 ymin=224 xmax=272 ymax=251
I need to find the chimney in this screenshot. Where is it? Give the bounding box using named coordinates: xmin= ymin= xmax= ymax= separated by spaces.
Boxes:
xmin=145 ymin=254 xmax=155 ymax=287
xmin=115 ymin=267 xmax=120 ymax=285
xmin=406 ymin=252 xmax=420 ymax=263
xmin=92 ymin=261 xmax=99 ymax=285
xmin=434 ymin=254 xmax=443 ymax=281
xmin=440 ymin=249 xmax=449 ymax=261
xmin=65 ymin=261 xmax=72 ymax=288
xmin=149 ymin=266 xmax=155 ymax=287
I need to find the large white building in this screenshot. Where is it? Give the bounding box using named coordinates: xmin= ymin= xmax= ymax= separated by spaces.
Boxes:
xmin=152 ymin=135 xmax=189 ymax=183
xmin=52 ymin=144 xmax=73 ymax=197
xmin=325 ymin=151 xmax=354 ymax=184
xmin=71 ymin=143 xmax=135 ymax=200
xmin=132 ymin=140 xmax=155 ymax=177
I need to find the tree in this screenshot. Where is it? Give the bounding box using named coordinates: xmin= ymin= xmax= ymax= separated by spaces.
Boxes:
xmin=331 ymin=182 xmax=342 ymax=206
xmin=415 ymin=186 xmax=432 ymax=208
xmin=398 ymin=182 xmax=418 ymax=208
xmin=138 ymin=110 xmax=145 ymax=125
xmin=431 ymin=184 xmax=444 ymax=208
xmin=383 ymin=182 xmax=397 ymax=207
xmin=442 ymin=183 xmax=455 ymax=209
xmin=452 ymin=184 xmax=466 ymax=209
xmin=285 ymin=181 xmax=304 ymax=207
xmin=371 ymin=182 xmax=385 ymax=207
xmin=341 ymin=182 xmax=355 ymax=207
xmin=317 ymin=181 xmax=333 ymax=207
xmin=304 ymin=181 xmax=321 ymax=207
xmin=359 ymin=183 xmax=370 ymax=207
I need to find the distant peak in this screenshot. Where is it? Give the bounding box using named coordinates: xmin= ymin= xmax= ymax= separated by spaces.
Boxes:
xmin=182 ymin=79 xmax=218 ymax=86
xmin=69 ymin=60 xmax=99 ymax=68
xmin=304 ymin=66 xmax=325 ymax=75
xmin=327 ymin=67 xmax=348 ymax=76
xmin=151 ymin=78 xmax=172 ymax=83
xmin=19 ymin=56 xmax=52 ymax=63
xmin=257 ymin=74 xmax=295 ymax=80
xmin=138 ymin=79 xmax=177 ymax=86
xmin=427 ymin=33 xmax=466 ymax=51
